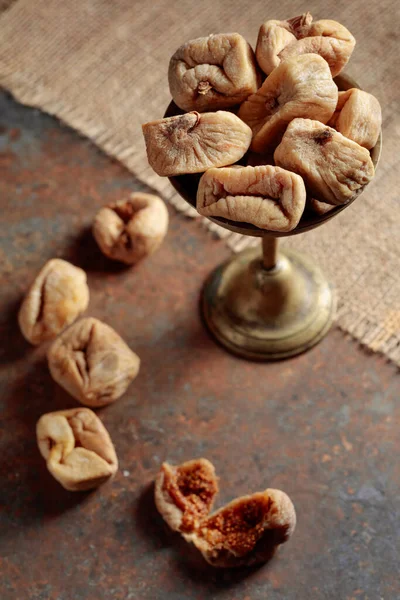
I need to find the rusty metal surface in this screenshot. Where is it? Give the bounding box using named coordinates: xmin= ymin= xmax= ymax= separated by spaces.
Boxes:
xmin=0 ymin=91 xmax=398 ymax=600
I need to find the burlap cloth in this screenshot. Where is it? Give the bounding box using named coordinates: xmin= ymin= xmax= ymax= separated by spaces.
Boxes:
xmin=0 ymin=0 xmax=399 ymax=364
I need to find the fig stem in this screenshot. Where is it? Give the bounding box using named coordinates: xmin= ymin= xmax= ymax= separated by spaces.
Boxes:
xmin=262 ymin=236 xmax=278 ymax=270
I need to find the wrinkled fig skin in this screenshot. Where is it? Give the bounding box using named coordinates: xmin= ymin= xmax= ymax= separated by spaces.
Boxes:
xmin=48 ymin=317 xmax=140 ymax=407
xmin=256 ymin=12 xmax=355 ymax=77
xmin=238 ymin=54 xmax=338 ymax=153
xmin=190 ymin=489 xmax=296 ymax=568
xmin=328 ymin=89 xmax=382 ymax=150
xmin=274 ymin=118 xmax=375 ymax=205
xmin=309 ymin=197 xmax=336 ymax=216
xmin=155 ymin=459 xmax=219 ymax=534
xmin=197 ymin=165 xmax=306 ymax=232
xmin=36 ymin=408 xmax=118 ymax=491
xmin=168 ymin=33 xmax=259 ymax=112
xmin=142 ymin=111 xmax=252 ymax=176
xmin=18 ymin=259 xmax=89 ymax=345
xmin=93 ymin=193 xmax=168 ymax=265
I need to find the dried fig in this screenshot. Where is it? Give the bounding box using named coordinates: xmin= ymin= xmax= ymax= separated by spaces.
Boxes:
xmin=256 ymin=15 xmax=307 ymax=76
xmin=328 ymin=89 xmax=382 ymax=150
xmin=309 ymin=198 xmax=335 ymax=216
xmin=197 ymin=165 xmax=306 ymax=232
xmin=191 ymin=489 xmax=296 ymax=567
xmin=238 ymin=54 xmax=337 ymax=152
xmin=274 ymin=118 xmax=375 ymax=205
xmin=18 ymin=258 xmax=89 ymax=345
xmin=256 ymin=13 xmax=355 ymax=77
xmin=93 ymin=193 xmax=168 ymax=265
xmin=168 ymin=33 xmax=259 ymax=112
xmin=142 ymin=111 xmax=252 ymax=176
xmin=155 ymin=458 xmax=296 ymax=568
xmin=48 ymin=317 xmax=140 ymax=407
xmin=37 ymin=408 xmax=118 ymax=491
xmin=155 ymin=459 xmax=219 ymax=534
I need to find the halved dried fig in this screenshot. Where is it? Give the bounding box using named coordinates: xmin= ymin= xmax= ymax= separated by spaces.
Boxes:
xmin=328 ymin=89 xmax=382 ymax=150
xmin=168 ymin=33 xmax=259 ymax=112
xmin=155 ymin=459 xmax=219 ymax=534
xmin=197 ymin=165 xmax=306 ymax=232
xmin=18 ymin=258 xmax=89 ymax=345
xmin=48 ymin=317 xmax=140 ymax=407
xmin=37 ymin=408 xmax=118 ymax=491
xmin=256 ymin=13 xmax=355 ymax=77
xmin=93 ymin=193 xmax=168 ymax=265
xmin=274 ymin=118 xmax=375 ymax=205
xmin=191 ymin=489 xmax=296 ymax=567
xmin=238 ymin=54 xmax=337 ymax=153
xmin=142 ymin=111 xmax=252 ymax=176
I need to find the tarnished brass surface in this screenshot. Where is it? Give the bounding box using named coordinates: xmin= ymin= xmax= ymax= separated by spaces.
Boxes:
xmin=201 ymin=247 xmax=336 ymax=360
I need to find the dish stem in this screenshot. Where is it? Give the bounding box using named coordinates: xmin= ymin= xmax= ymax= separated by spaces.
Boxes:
xmin=262 ymin=236 xmax=278 ymax=270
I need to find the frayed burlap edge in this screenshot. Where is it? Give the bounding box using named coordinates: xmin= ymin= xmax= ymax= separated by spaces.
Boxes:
xmin=1 ymin=72 xmax=399 ymax=368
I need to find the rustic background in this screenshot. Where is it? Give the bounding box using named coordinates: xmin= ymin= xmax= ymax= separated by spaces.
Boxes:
xmin=0 ymin=83 xmax=399 ymax=600
xmin=0 ymin=2 xmax=399 ymax=599
xmin=0 ymin=0 xmax=399 ymax=363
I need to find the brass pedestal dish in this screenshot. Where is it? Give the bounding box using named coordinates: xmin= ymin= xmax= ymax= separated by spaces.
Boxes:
xmin=200 ymin=241 xmax=334 ymax=360
xmin=166 ymin=74 xmax=382 ymax=360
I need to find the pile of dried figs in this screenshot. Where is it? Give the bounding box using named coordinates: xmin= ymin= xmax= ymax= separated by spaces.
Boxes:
xmin=143 ymin=13 xmax=381 ymax=232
